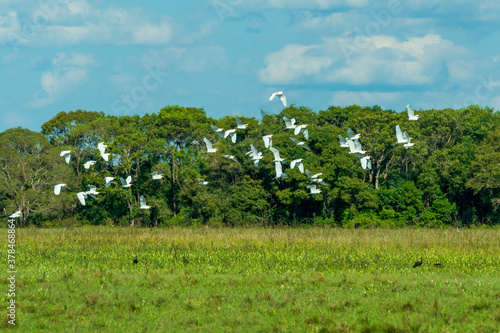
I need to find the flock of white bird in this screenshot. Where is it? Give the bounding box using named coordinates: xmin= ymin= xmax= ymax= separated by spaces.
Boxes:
xmin=7 ymin=94 xmax=419 ymax=218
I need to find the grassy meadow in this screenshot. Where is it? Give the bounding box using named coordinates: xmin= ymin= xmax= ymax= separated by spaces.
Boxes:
xmin=4 ymin=226 xmax=500 ymax=332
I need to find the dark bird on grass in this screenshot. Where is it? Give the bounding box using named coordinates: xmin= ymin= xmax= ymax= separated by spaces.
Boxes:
xmin=433 ymin=263 xmax=442 ymax=267
xmin=413 ymin=256 xmax=423 ymax=268
xmin=133 ymin=256 xmax=138 ymax=264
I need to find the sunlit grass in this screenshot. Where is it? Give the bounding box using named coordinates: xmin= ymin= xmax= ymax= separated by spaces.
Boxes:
xmin=6 ymin=227 xmax=500 ymax=331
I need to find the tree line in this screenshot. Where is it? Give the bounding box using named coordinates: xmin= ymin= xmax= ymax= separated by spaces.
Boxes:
xmin=1 ymin=104 xmax=498 ymax=227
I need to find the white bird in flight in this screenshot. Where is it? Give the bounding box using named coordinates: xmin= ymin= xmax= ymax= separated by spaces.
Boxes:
xmin=305 ymin=169 xmax=322 ymax=179
xmin=269 ymin=91 xmax=287 ymax=107
xmin=307 ymin=185 xmax=321 ymax=194
xmin=338 ymin=135 xmax=349 ymax=148
xmin=246 ymin=144 xmax=263 ymax=166
xmin=87 ymin=185 xmax=99 ymax=195
xmin=97 ymin=142 xmax=108 ymax=155
xmin=120 ymin=175 xmax=133 ymax=188
xmin=9 ymin=211 xmax=21 ymax=218
xmin=403 ymin=132 xmax=415 ymax=149
xmin=139 ymin=195 xmax=151 ymax=209
xmin=151 ymin=172 xmax=163 ymax=180
xmin=294 ymin=124 xmax=309 ymax=140
xmin=406 ymin=104 xmax=419 ymax=121
xmin=395 ymin=125 xmax=408 ymax=144
xmin=347 ymin=139 xmax=366 ymax=155
xmin=354 ymin=153 xmax=372 ymax=170
xmin=346 ymin=128 xmax=361 ymax=140
xmin=84 ymin=160 xmax=97 ymax=169
xmin=224 ymin=129 xmax=237 ymax=144
xmin=262 ymin=135 xmax=273 ymax=149
xmin=283 ymin=117 xmax=297 ymax=130
xmin=60 ymin=150 xmax=71 ymax=164
xmin=210 ymin=125 xmax=225 ymax=139
xmin=104 ymin=177 xmax=115 ymax=188
xmin=197 ymin=178 xmax=209 ymax=185
xmin=290 ymin=137 xmax=311 ymax=151
xmin=274 ymin=161 xmax=287 ymax=179
xmin=54 ymin=183 xmax=68 ymax=195
xmin=269 ymin=147 xmax=285 ymax=163
xmin=290 ymin=158 xmax=305 ymax=173
xmin=203 ymin=137 xmax=218 ymax=153
xmin=223 ymin=155 xmax=239 ymax=162
xmin=235 ymin=117 xmax=248 ymax=129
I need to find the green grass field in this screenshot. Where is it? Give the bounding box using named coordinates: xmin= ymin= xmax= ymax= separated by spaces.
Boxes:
xmin=5 ymin=227 xmax=500 ymax=332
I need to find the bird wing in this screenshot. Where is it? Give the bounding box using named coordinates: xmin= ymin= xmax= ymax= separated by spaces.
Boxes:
xmin=298 ymin=162 xmax=304 ymax=173
xmin=402 ymin=131 xmax=410 ymax=141
xmin=290 ymin=137 xmax=300 ymax=145
xmin=77 ymin=192 xmax=86 ymax=205
xmin=367 ymin=159 xmax=372 ymax=169
xmin=140 ymin=195 xmax=147 ymax=207
xmin=120 ymin=177 xmax=126 ymax=186
xmin=279 ymin=94 xmax=287 ymax=107
xmin=250 ymin=144 xmax=258 ymax=156
xmin=84 ymin=162 xmax=90 ymax=169
xmin=305 ymin=169 xmax=313 ymax=178
xmin=360 ymin=158 xmax=367 ymax=169
xmin=102 ymin=153 xmax=110 ymax=161
xmin=406 ymin=104 xmax=414 ymax=117
xmin=294 ymin=126 xmax=301 ymax=135
xmin=347 ymin=139 xmax=356 ymax=153
xmin=338 ymin=135 xmax=347 ymax=145
xmin=354 ymin=139 xmax=363 ymax=151
xmin=290 ymin=159 xmax=297 ymax=169
xmin=274 ymin=161 xmax=283 ymax=178
xmin=283 ymin=117 xmax=291 ymax=127
xmin=126 ymin=175 xmax=132 ymax=184
xmin=235 ymin=117 xmax=242 ymax=126
xmin=269 ymin=92 xmax=277 ymax=101
xmin=347 ymin=128 xmax=355 ymax=139
xmin=302 ymin=143 xmax=311 ymax=151
xmin=301 ymin=128 xmax=309 ymax=140
xmin=203 ymin=137 xmax=213 ymax=150
xmin=54 ymin=185 xmax=61 ymax=195
xmin=395 ymin=125 xmax=405 ymax=142
xmin=269 ymin=146 xmax=280 ymax=160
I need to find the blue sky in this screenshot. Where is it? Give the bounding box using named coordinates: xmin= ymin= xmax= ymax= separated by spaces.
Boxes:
xmin=1 ymin=0 xmax=500 ymax=132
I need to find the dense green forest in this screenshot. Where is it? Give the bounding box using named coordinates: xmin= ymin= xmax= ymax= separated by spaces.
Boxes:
xmin=1 ymin=105 xmax=498 ymax=227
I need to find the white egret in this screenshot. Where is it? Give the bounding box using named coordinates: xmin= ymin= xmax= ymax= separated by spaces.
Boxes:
xmin=269 ymin=91 xmax=287 ymax=107
xmin=338 ymin=135 xmax=349 ymax=148
xmin=294 ymin=124 xmax=309 ymax=140
xmin=283 ymin=117 xmax=297 ymax=130
xmin=307 ymin=185 xmax=321 ymax=194
xmin=197 ymin=178 xmax=209 ymax=185
xmin=60 ymin=150 xmax=71 ymax=164
xmin=406 ymin=104 xmax=419 ymax=121
xmin=262 ymin=135 xmax=273 ymax=148
xmin=235 ymin=117 xmax=248 ymax=129
xmin=347 ymin=139 xmax=366 ymax=155
xmin=247 ymin=144 xmax=263 ymax=166
xmin=9 ymin=211 xmax=21 ymax=218
xmin=210 ymin=125 xmax=225 ymax=139
xmin=310 ymin=178 xmax=327 ymax=186
xmin=224 ymin=129 xmax=237 ymax=144
xmin=120 ymin=175 xmax=133 ymax=188
xmin=305 ymin=169 xmax=322 ymax=179
xmin=354 ymin=153 xmax=372 ymax=170
xmin=139 ymin=195 xmax=151 ymax=209
xmin=203 ymin=137 xmax=218 ymax=153
xmin=290 ymin=137 xmax=311 ymax=151
xmin=104 ymin=177 xmax=115 ymax=188
xmin=76 ymin=192 xmax=88 ymax=205
xmin=269 ymin=147 xmax=285 ymax=163
xmin=290 ymin=158 xmax=305 ymax=173
xmin=83 ymin=160 xmax=97 ymax=169
xmin=97 ymin=142 xmax=108 ymax=155
xmin=87 ymin=185 xmax=99 ymax=194
xmin=151 ymin=172 xmax=163 ymax=180
xmin=223 ymin=155 xmax=239 ymax=162
xmin=347 ymin=128 xmax=361 ymax=140
xmin=395 ymin=125 xmax=408 ymax=144
xmin=54 ymin=183 xmax=68 ymax=195
xmin=403 ymin=132 xmax=415 ymax=149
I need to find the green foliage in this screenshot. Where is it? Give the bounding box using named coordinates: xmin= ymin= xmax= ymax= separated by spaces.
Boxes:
xmin=1 ymin=105 xmax=499 ymax=227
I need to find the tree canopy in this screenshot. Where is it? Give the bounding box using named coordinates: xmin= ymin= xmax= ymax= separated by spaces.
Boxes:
xmin=1 ymin=105 xmax=498 ymax=227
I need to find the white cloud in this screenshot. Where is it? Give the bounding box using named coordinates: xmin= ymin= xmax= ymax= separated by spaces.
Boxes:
xmin=27 ymin=53 xmax=95 ymax=108
xmin=0 ymin=1 xmax=175 ymax=47
xmin=258 ymin=33 xmax=478 ymax=87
